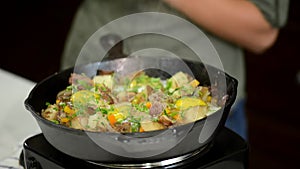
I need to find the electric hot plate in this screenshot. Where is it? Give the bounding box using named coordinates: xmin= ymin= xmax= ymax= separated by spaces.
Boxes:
xmin=19 ymin=127 xmax=248 ymax=169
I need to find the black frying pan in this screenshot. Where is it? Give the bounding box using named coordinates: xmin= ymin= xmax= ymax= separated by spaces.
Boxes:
xmin=24 ymin=57 xmax=237 ymax=163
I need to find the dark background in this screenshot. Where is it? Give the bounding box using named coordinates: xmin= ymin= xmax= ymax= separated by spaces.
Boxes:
xmin=245 ymin=1 xmax=300 ymax=168
xmin=1 ymin=1 xmax=299 ymax=169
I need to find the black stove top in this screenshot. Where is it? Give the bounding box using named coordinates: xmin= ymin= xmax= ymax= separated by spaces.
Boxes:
xmin=19 ymin=127 xmax=248 ymax=169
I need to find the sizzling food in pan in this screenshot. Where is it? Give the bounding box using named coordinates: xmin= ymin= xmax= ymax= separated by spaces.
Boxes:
xmin=42 ymin=71 xmax=221 ymax=133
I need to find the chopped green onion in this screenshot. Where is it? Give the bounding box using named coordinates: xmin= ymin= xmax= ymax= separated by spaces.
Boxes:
xmin=131 ymin=122 xmax=140 ymax=132
xmin=59 ymin=102 xmax=66 ymax=107
xmin=45 ymin=102 xmax=51 ymax=106
xmin=66 ymin=85 xmax=73 ymax=91
xmin=51 ymin=120 xmax=59 ymax=124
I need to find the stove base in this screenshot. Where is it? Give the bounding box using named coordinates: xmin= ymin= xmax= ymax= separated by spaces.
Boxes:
xmin=20 ymin=127 xmax=248 ymax=169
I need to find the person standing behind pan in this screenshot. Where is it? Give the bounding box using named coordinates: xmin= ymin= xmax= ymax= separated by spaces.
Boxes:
xmin=61 ymin=0 xmax=289 ymax=140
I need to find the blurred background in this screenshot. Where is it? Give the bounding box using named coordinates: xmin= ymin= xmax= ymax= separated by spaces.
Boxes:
xmin=1 ymin=0 xmax=299 ymax=169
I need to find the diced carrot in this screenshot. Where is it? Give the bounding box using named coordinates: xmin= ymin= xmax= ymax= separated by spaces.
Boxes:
xmin=61 ymin=117 xmax=69 ymax=123
xmin=55 ymin=99 xmax=61 ymax=104
xmin=139 ymin=127 xmax=144 ymax=132
xmin=64 ymin=106 xmax=75 ymax=115
xmin=146 ymin=102 xmax=152 ymax=109
xmin=173 ymin=114 xmax=180 ymax=120
xmin=108 ymin=114 xmax=117 ymax=126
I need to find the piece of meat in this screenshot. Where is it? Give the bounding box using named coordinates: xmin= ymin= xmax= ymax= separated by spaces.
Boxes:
xmin=57 ymin=110 xmax=66 ymax=120
xmin=115 ymin=122 xmax=131 ymax=133
xmin=57 ymin=90 xmax=72 ymax=102
xmin=98 ymin=86 xmax=114 ymax=104
xmin=148 ymin=91 xmax=165 ymax=103
xmin=97 ymin=69 xmax=114 ymax=75
xmin=41 ymin=105 xmax=59 ymax=121
xmin=149 ymin=101 xmax=165 ymax=117
xmin=158 ymin=115 xmax=174 ymax=127
xmin=146 ymin=85 xmax=154 ymax=96
xmin=86 ymin=105 xmax=97 ymax=115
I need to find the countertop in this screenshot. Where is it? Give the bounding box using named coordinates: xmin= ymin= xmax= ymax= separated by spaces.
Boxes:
xmin=0 ymin=69 xmax=40 ymax=168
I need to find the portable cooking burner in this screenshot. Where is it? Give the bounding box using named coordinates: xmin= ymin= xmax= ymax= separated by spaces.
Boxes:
xmin=19 ymin=127 xmax=248 ymax=169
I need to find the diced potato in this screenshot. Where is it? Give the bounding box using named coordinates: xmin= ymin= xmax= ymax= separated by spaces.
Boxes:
xmin=175 ymin=97 xmax=207 ymax=110
xmin=182 ymin=106 xmax=207 ymax=123
xmin=70 ymin=117 xmax=88 ymax=130
xmin=115 ymin=103 xmax=131 ymax=117
xmin=88 ymin=113 xmax=100 ymax=129
xmin=170 ymin=72 xmax=189 ymax=88
xmin=71 ymin=90 xmax=99 ymax=105
xmin=70 ymin=117 xmax=83 ymax=129
xmin=140 ymin=121 xmax=165 ymax=131
xmin=93 ymin=75 xmax=113 ymax=90
xmin=88 ymin=113 xmax=114 ymax=131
